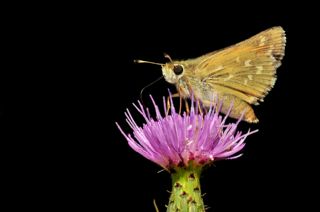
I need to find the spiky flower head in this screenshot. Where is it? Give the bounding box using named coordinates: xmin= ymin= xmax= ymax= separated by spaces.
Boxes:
xmin=116 ymin=94 xmax=257 ymax=171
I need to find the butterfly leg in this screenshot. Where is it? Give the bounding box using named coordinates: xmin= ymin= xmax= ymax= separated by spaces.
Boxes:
xmin=184 ymin=99 xmax=189 ymax=114
xmin=166 ymin=93 xmax=180 ymax=115
xmin=197 ymin=99 xmax=204 ymax=115
xmin=179 ymin=95 xmax=183 ymax=115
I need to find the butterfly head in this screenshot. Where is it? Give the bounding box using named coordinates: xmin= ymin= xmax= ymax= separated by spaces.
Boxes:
xmin=134 ymin=56 xmax=185 ymax=84
xmin=161 ymin=63 xmax=184 ymax=84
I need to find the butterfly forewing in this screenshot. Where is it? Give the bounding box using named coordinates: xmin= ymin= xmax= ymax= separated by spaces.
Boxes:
xmin=180 ymin=27 xmax=286 ymax=123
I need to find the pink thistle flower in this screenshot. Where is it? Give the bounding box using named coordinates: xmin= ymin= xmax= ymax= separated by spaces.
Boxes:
xmin=116 ymin=94 xmax=257 ymax=170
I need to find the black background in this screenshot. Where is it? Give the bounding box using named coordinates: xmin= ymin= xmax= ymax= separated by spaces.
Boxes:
xmin=12 ymin=2 xmax=314 ymax=212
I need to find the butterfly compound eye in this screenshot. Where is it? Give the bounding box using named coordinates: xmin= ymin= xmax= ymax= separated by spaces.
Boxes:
xmin=173 ymin=65 xmax=183 ymax=75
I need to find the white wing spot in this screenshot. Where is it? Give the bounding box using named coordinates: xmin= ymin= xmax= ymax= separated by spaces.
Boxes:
xmin=248 ymin=75 xmax=253 ymax=80
xmin=244 ymin=79 xmax=248 ymax=85
xmin=256 ymin=66 xmax=263 ymax=74
xmin=214 ymin=65 xmax=224 ymax=71
xmin=259 ymin=37 xmax=266 ymax=46
xmin=224 ymin=74 xmax=234 ymax=81
xmin=236 ymin=57 xmax=240 ymax=63
xmin=245 ymin=60 xmax=252 ymax=67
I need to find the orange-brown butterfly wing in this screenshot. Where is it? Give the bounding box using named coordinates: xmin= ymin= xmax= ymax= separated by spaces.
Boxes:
xmin=182 ymin=27 xmax=286 ymax=123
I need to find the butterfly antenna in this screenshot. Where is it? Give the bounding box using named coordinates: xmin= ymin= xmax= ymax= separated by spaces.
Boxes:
xmin=134 ymin=59 xmax=164 ymax=66
xmin=140 ymin=76 xmax=164 ymax=105
xmin=164 ymin=53 xmax=173 ymax=62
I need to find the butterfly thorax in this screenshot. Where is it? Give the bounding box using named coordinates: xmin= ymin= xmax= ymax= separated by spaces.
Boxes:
xmin=162 ymin=61 xmax=210 ymax=100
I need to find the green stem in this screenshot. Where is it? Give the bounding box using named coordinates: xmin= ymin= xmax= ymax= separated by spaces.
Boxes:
xmin=166 ymin=165 xmax=205 ymax=212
